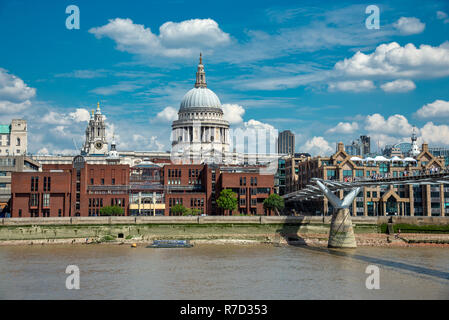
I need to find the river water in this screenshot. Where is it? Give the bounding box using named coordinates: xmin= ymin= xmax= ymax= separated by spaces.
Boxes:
xmin=0 ymin=244 xmax=448 ymax=299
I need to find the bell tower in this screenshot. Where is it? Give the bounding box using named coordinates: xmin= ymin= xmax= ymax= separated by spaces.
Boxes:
xmin=81 ymin=102 xmax=109 ymax=155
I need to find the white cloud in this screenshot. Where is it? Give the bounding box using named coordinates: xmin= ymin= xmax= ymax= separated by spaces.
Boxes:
xmin=156 ymin=106 xmax=178 ymax=122
xmin=327 ymin=121 xmax=359 ymax=134
xmin=37 ymin=147 xmax=49 ymax=155
xmin=365 ymin=113 xmax=413 ymax=135
xmin=243 ymin=119 xmax=275 ymax=131
xmin=380 ymin=79 xmax=416 ymax=92
xmin=55 ymin=69 xmax=107 ymax=79
xmin=222 ymin=104 xmax=245 ymax=124
xmin=69 ymin=108 xmax=91 ymax=122
xmin=393 ymin=17 xmax=425 ymax=35
xmin=420 ymin=122 xmax=449 ymax=145
xmin=334 ymin=42 xmax=449 ymax=79
xmin=0 ymin=68 xmax=36 ymax=113
xmin=0 ymin=100 xmax=31 ymax=113
xmin=415 ymin=99 xmax=449 ymax=119
xmin=328 ymin=80 xmax=375 ymax=92
xmin=42 ymin=111 xmax=71 ymax=125
xmin=437 ymin=11 xmax=448 ymax=19
xmin=436 ymin=11 xmax=449 ymax=23
xmin=89 ymin=18 xmax=230 ymax=59
xmin=90 ymin=82 xmax=142 ymax=95
xmin=301 ymin=136 xmax=333 ymax=156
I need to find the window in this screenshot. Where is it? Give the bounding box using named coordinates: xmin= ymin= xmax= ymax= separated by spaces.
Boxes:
xmin=58 ymin=209 xmax=62 ymax=217
xmin=254 ymin=177 xmax=257 ymax=186
xmin=90 ymin=178 xmax=94 ymax=184
xmin=101 ymin=178 xmax=105 ymax=185
xmin=43 ymin=194 xmax=50 ymax=207
xmin=243 ymin=177 xmax=246 ymax=185
xmin=19 ymin=209 xmax=22 ymax=217
xmin=356 ymin=170 xmax=363 ymax=177
xmin=327 ymin=170 xmax=336 ymax=179
xmin=343 ymin=170 xmax=352 ymax=177
xmin=30 ymin=194 xmax=39 ymax=207
xmin=16 ymin=138 xmax=20 ymax=146
xmin=112 ymin=178 xmax=115 ymax=185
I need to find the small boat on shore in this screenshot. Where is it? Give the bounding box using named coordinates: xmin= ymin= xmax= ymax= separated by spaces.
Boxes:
xmin=146 ymin=240 xmax=193 ymax=248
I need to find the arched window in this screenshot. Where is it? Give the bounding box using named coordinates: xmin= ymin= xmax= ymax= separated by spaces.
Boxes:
xmin=16 ymin=138 xmax=20 ymax=146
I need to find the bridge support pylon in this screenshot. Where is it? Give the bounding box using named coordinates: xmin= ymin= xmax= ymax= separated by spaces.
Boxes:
xmin=316 ymin=181 xmax=360 ymax=248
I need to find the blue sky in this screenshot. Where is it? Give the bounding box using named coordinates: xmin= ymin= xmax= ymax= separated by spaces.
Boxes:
xmin=1 ymin=0 xmax=449 ymax=155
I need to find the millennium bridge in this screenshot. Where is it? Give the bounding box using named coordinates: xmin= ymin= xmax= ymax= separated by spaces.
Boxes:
xmin=283 ymin=170 xmax=449 ymax=248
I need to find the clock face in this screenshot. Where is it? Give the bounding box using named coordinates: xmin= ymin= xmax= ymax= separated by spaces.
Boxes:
xmin=95 ymin=142 xmax=103 ymax=150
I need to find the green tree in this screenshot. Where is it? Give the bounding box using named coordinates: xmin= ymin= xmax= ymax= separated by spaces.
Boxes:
xmin=171 ymin=204 xmax=188 ymax=216
xmin=183 ymin=208 xmax=201 ymax=216
xmin=216 ymin=189 xmax=238 ymax=215
xmin=263 ymin=194 xmax=284 ymax=216
xmin=99 ymin=205 xmax=124 ymax=216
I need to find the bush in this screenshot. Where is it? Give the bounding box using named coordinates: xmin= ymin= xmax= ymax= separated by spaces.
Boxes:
xmin=99 ymin=205 xmax=124 ymax=216
xmin=183 ymin=208 xmax=201 ymax=216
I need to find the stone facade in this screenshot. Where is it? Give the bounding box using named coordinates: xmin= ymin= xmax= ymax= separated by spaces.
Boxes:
xmin=81 ymin=103 xmax=108 ymax=155
xmin=0 ymin=119 xmax=27 ymax=156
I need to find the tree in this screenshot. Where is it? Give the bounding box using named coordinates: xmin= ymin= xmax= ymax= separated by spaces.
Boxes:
xmin=99 ymin=205 xmax=124 ymax=216
xmin=216 ymin=189 xmax=238 ymax=216
xmin=171 ymin=204 xmax=188 ymax=216
xmin=183 ymin=208 xmax=201 ymax=216
xmin=263 ymin=194 xmax=284 ymax=216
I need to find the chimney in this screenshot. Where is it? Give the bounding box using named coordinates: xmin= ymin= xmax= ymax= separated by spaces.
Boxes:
xmin=422 ymin=143 xmax=428 ymax=152
xmin=337 ymin=142 xmax=344 ymax=152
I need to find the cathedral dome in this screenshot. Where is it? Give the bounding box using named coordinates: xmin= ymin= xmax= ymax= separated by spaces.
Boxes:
xmin=180 ymin=87 xmax=222 ymax=110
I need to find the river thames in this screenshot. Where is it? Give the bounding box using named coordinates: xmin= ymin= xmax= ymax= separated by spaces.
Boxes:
xmin=0 ymin=244 xmax=448 ymax=299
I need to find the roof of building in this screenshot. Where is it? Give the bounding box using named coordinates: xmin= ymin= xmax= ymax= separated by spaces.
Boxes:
xmin=180 ymin=87 xmax=222 ymax=110
xmin=0 ymin=125 xmax=10 ymax=134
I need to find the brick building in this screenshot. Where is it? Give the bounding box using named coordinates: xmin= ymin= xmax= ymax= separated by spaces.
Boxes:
xmin=11 ymin=155 xmax=129 ymax=217
xmin=11 ymin=156 xmax=275 ymax=217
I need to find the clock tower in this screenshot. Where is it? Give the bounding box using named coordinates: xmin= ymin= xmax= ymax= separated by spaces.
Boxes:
xmin=81 ymin=102 xmax=109 ymax=155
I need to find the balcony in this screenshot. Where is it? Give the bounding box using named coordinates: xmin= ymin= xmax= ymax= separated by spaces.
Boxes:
xmin=87 ymin=185 xmax=128 ymax=193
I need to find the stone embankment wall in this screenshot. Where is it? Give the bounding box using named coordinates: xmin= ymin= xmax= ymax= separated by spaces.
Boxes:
xmin=0 ymin=216 xmax=447 ymax=242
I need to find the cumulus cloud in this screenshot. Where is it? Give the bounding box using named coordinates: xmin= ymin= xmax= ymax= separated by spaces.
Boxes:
xmin=415 ymin=100 xmax=449 ymax=119
xmin=156 ymin=106 xmax=178 ymax=122
xmin=89 ymin=18 xmax=230 ymax=59
xmin=42 ymin=111 xmax=71 ymax=125
xmin=0 ymin=68 xmax=36 ymax=113
xmin=69 ymin=108 xmax=91 ymax=122
xmin=326 ymin=121 xmax=359 ymax=134
xmin=420 ymin=122 xmax=449 ymax=145
xmin=222 ymin=104 xmax=245 ymax=124
xmin=334 ymin=42 xmax=449 ymax=79
xmin=301 ymin=136 xmax=333 ymax=156
xmin=365 ymin=113 xmax=413 ymax=135
xmin=328 ymin=80 xmax=375 ymax=92
xmin=243 ymin=119 xmax=275 ymax=131
xmin=380 ymin=79 xmax=416 ymax=92
xmin=393 ymin=17 xmax=425 ymax=35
